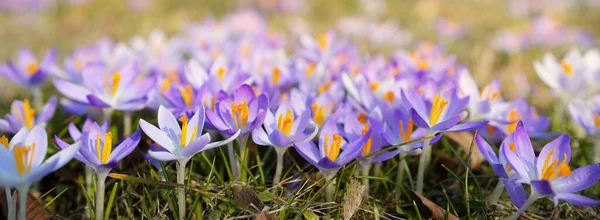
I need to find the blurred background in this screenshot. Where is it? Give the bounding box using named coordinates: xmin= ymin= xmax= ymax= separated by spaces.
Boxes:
xmin=0 ymin=0 xmax=598 ymax=110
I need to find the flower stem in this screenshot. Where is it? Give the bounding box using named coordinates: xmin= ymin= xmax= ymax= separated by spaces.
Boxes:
xmin=176 ymin=160 xmax=187 ymax=220
xmin=227 ymin=142 xmax=239 ymax=181
xmin=396 ymin=153 xmax=407 ymax=193
xmin=506 ymin=192 xmax=540 ymax=220
xmin=593 ymin=137 xmax=600 ymax=164
xmin=95 ymin=171 xmax=108 ymax=220
xmin=273 ymin=148 xmax=286 ymax=185
xmin=361 ymin=163 xmax=371 ymax=196
xmin=416 ymin=134 xmax=432 ymax=194
xmin=102 ymin=109 xmax=113 ymax=123
xmin=237 ymin=135 xmax=249 ymax=183
xmin=16 ymin=185 xmax=30 ymax=220
xmin=32 ymin=87 xmax=43 ymax=111
xmin=85 ymin=166 xmax=92 ymax=218
xmin=324 ymin=175 xmax=336 ymax=202
xmin=488 ymin=180 xmax=504 ymax=206
xmin=5 ymin=187 xmax=15 ymax=220
xmin=123 ymin=111 xmax=132 ymax=137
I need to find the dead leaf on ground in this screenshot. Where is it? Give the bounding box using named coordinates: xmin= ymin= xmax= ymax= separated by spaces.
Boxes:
xmin=409 ymin=190 xmax=459 ymax=220
xmin=343 ymin=179 xmax=365 ymax=220
xmin=255 ymin=210 xmax=277 ymax=220
xmin=231 ymin=185 xmax=265 ymax=212
xmin=0 ymin=188 xmax=47 ymax=220
xmin=443 ymin=131 xmax=485 ymax=169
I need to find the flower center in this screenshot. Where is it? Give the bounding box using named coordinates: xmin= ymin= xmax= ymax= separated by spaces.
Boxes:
xmin=217 ymin=67 xmax=227 ymax=82
xmin=318 ymin=33 xmax=328 ymax=51
xmin=179 ymin=116 xmax=198 ymax=148
xmin=429 ymin=94 xmax=449 ymax=125
xmin=14 ymin=99 xmax=35 ymax=129
xmin=311 ymin=102 xmax=331 ymax=125
xmin=541 ymin=150 xmax=571 ymax=181
xmin=104 ymin=72 xmax=121 ymax=97
xmin=594 ymin=113 xmax=600 ymax=128
xmin=324 ymin=133 xmax=343 ymax=161
xmin=231 ymin=100 xmax=249 ymax=127
xmin=480 ymin=85 xmax=499 ymax=101
xmin=369 ymin=82 xmax=379 ymax=91
xmin=26 ymin=62 xmax=39 ymax=75
xmin=14 ymin=143 xmax=36 ymax=175
xmin=96 ymin=132 xmax=113 ymax=164
xmin=306 ymin=63 xmax=316 ymax=78
xmin=277 ymin=110 xmax=295 ymax=136
xmin=561 ymin=62 xmax=573 ymax=77
xmin=384 ymin=91 xmax=394 ymax=104
xmin=160 ymin=79 xmax=171 ymax=94
xmin=357 ymin=113 xmax=367 ymax=124
xmin=272 ymin=67 xmax=281 ymax=85
xmin=361 ymin=124 xmax=373 ymax=156
xmin=178 ymin=85 xmax=194 ymax=106
xmin=399 ymin=119 xmax=414 ymax=142
xmin=319 ymin=81 xmax=333 ymax=94
xmin=75 ymin=59 xmax=84 ymax=71
xmin=417 ymin=61 xmax=429 ymax=71
xmin=507 ymin=109 xmax=521 ymax=133
xmin=486 ymin=124 xmax=496 ymax=136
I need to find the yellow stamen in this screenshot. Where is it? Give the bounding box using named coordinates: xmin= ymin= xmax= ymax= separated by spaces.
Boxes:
xmin=272 ymin=67 xmax=281 ymax=85
xmin=75 ymin=59 xmax=83 ymax=71
xmin=210 ymin=97 xmax=216 ymax=111
xmin=318 ymin=34 xmax=328 ymax=51
xmin=0 ymin=136 xmax=8 ymax=149
xmin=507 ymin=109 xmax=521 ymax=133
xmin=104 ymin=72 xmax=121 ymax=96
xmin=369 ymin=82 xmax=379 ymax=91
xmin=399 ymin=119 xmax=414 ymax=142
xmin=486 ymin=124 xmax=496 ymax=137
xmin=358 ymin=113 xmax=367 ymax=124
xmin=179 ymin=85 xmax=194 ymax=106
xmin=509 ymin=143 xmax=516 ymax=152
xmin=13 ymin=144 xmax=35 ymax=175
xmin=324 ymin=133 xmax=343 ymax=161
xmin=26 ymin=62 xmax=39 ymax=75
xmin=480 ymin=85 xmax=500 ymax=101
xmin=561 ymin=62 xmax=573 ymax=76
xmin=311 ymin=102 xmax=331 ymax=125
xmin=13 ymin=100 xmax=35 ymax=129
xmin=102 ymin=133 xmax=112 ymax=164
xmin=594 ymin=113 xmax=600 ymax=128
xmin=361 ymin=124 xmax=373 ymax=155
xmin=277 ymin=110 xmax=295 ymax=136
xmin=217 ymin=67 xmax=227 ymax=81
xmin=160 ymin=79 xmax=171 ymax=94
xmin=429 ymin=94 xmax=449 ymax=125
xmin=179 ymin=116 xmax=198 ymax=148
xmin=541 ymin=151 xmax=571 ymax=181
xmin=384 ymin=91 xmax=394 ymax=104
xmin=306 ymin=63 xmax=316 ymax=78
xmin=231 ymin=100 xmax=249 ymax=127
xmin=319 ymin=81 xmax=333 ymax=94
xmin=417 ymin=61 xmax=429 ymax=71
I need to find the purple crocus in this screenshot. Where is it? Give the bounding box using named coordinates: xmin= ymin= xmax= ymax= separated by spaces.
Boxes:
xmin=294 ymin=111 xmax=371 ymax=177
xmin=139 ymin=105 xmax=239 ymax=164
xmin=140 ymin=105 xmax=238 ymax=219
xmin=0 ymin=96 xmax=57 ymax=134
xmin=476 ymin=133 xmax=527 ymax=208
xmin=502 ymin=122 xmax=600 ymax=218
xmin=206 ymin=84 xmax=268 ymax=137
xmin=0 ymin=125 xmax=80 ymax=220
xmin=53 ymin=63 xmax=156 ymax=113
xmin=0 ymin=48 xmax=56 ymax=88
xmin=252 ymin=101 xmax=318 ymax=184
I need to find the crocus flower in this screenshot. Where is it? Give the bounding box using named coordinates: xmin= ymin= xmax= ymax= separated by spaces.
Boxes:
xmin=533 ymin=48 xmax=600 ymax=103
xmin=140 ymin=105 xmax=238 ymax=220
xmin=206 ymin=84 xmax=268 ymax=137
xmin=0 ymin=125 xmax=80 ymax=220
xmin=502 ymin=122 xmax=600 ymax=218
xmin=0 ymin=96 xmax=57 ymax=133
xmin=0 ymin=48 xmax=56 ymax=88
xmin=433 ymin=18 xmax=467 ymax=41
xmin=55 ymin=122 xmax=140 ymax=220
xmin=140 ymin=105 xmax=239 ymax=164
xmin=476 ymin=133 xmax=527 ymax=208
xmin=294 ymin=111 xmax=372 ymax=177
xmin=458 ymin=69 xmax=505 ymax=122
xmin=252 ymin=101 xmax=318 ymax=184
xmin=53 ymin=63 xmax=156 ymax=113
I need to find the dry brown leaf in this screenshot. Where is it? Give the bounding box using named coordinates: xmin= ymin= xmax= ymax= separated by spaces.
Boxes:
xmin=343 ymin=179 xmax=365 ymax=220
xmin=410 ymin=190 xmax=459 ymax=220
xmin=231 ymin=185 xmax=265 ymax=212
xmin=443 ymin=131 xmax=485 ymax=169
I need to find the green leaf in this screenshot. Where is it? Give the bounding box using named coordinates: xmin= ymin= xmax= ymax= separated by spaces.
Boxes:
xmin=257 ymin=191 xmax=277 ymax=202
xmin=302 ymin=210 xmax=319 ymax=220
xmin=104 ymin=182 xmax=119 ymax=220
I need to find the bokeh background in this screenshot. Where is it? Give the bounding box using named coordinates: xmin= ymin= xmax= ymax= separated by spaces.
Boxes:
xmin=0 ymin=0 xmax=599 ymax=112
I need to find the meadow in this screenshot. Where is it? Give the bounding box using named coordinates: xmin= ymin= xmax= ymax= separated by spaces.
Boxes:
xmin=1 ymin=0 xmax=600 ymax=219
